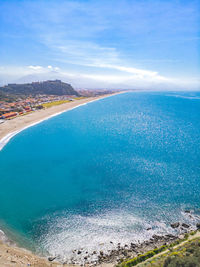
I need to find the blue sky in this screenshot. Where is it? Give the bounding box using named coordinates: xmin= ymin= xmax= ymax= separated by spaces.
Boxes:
xmin=0 ymin=0 xmax=199 ymax=89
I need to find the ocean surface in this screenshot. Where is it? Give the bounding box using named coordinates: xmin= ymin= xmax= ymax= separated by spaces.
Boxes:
xmin=0 ymin=91 xmax=200 ymax=263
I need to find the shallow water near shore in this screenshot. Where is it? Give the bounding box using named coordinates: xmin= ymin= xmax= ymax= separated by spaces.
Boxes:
xmin=0 ymin=91 xmax=200 ymax=263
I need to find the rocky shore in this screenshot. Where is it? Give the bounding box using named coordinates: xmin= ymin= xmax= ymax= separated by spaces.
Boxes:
xmin=1 ymin=210 xmax=200 ymax=267
xmin=57 ymin=210 xmax=200 ymax=266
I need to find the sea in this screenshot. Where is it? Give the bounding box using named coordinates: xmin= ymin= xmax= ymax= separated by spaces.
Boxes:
xmin=0 ymin=91 xmax=200 ymax=263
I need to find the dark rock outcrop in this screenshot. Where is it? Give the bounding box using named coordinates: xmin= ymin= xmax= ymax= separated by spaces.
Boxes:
xmin=182 ymin=223 xmax=190 ymax=228
xmin=170 ymin=222 xmax=180 ymax=228
xmin=196 ymin=223 xmax=200 ymax=229
xmin=48 ymin=256 xmax=56 ymax=262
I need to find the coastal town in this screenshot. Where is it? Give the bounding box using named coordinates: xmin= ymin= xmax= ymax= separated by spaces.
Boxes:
xmin=0 ymin=82 xmax=120 ymax=151
xmin=0 ymin=80 xmax=116 ymax=123
xmin=0 ymin=94 xmax=78 ymax=122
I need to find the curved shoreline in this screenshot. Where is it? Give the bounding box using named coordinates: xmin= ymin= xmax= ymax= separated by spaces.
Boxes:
xmin=0 ymin=92 xmax=124 ymax=151
xmin=0 ymin=92 xmax=125 ymax=266
xmin=0 ymin=102 xmax=86 ymax=151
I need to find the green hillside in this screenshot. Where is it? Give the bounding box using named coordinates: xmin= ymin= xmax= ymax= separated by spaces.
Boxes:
xmin=117 ymin=231 xmax=200 ymax=267
xmin=0 ymin=80 xmax=79 ymax=97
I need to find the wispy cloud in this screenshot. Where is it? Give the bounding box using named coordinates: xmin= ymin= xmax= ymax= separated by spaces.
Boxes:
xmin=0 ymin=0 xmax=199 ymax=89
xmin=28 ymin=65 xmax=43 ymax=70
xmin=0 ymin=65 xmax=199 ymax=91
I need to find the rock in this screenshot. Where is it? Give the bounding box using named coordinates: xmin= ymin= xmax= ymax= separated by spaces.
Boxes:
xmin=147 ymin=227 xmax=152 ymax=231
xmin=180 ymin=227 xmax=187 ymax=232
xmin=182 ymin=223 xmax=190 ymax=228
xmin=77 ymin=250 xmax=82 ymax=254
xmin=130 ymin=243 xmax=136 ymax=248
xmin=110 ymin=241 xmax=113 ymax=244
xmin=122 ymin=251 xmax=128 ymax=256
xmin=170 ymin=222 xmax=180 ymax=228
xmin=152 ymin=234 xmax=161 ymax=240
xmin=165 ymin=234 xmax=176 ymax=239
xmin=196 ymin=223 xmax=200 ymax=229
xmin=48 ymin=256 xmax=56 ymax=262
xmin=184 ymin=210 xmax=191 ymax=213
xmin=100 ymin=251 xmax=104 ymax=256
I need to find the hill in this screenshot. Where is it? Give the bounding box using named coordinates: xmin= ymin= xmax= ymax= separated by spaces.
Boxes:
xmin=0 ymin=80 xmax=79 ymax=97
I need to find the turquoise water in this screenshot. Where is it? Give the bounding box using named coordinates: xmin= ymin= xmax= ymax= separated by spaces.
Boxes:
xmin=0 ymin=91 xmax=200 ymax=262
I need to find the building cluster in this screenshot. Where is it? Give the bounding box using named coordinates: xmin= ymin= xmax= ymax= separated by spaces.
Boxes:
xmin=0 ymin=94 xmax=76 ymax=121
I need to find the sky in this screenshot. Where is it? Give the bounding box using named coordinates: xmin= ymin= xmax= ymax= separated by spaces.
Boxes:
xmin=0 ymin=0 xmax=200 ymax=90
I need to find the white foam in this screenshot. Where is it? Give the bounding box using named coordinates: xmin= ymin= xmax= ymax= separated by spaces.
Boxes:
xmin=36 ymin=210 xmax=173 ymax=264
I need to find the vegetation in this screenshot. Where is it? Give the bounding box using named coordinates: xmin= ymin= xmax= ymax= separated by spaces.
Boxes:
xmin=73 ymin=96 xmax=86 ymax=100
xmin=0 ymin=80 xmax=79 ymax=97
xmin=116 ymin=231 xmax=200 ymax=267
xmin=35 ymin=105 xmax=44 ymax=109
xmin=42 ymin=99 xmax=70 ymax=108
xmin=163 ymin=239 xmax=200 ymax=267
xmin=117 ymin=246 xmax=167 ymax=267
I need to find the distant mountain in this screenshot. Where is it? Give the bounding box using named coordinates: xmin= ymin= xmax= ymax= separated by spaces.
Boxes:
xmin=0 ymin=80 xmax=79 ymax=96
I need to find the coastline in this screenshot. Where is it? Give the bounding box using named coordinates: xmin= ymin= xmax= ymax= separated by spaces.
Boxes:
xmin=1 ymin=90 xmax=199 ymax=266
xmin=0 ymin=92 xmax=123 ymax=151
xmin=0 ymin=236 xmax=62 ymax=267
xmin=0 ymin=91 xmax=124 ymax=267
xmin=0 ymin=222 xmax=199 ymax=267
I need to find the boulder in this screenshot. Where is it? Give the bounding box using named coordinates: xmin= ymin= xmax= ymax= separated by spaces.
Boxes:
xmin=170 ymin=222 xmax=180 ymax=228
xmin=48 ymin=256 xmax=56 ymax=262
xmin=165 ymin=234 xmax=176 ymax=239
xmin=130 ymin=243 xmax=136 ymax=248
xmin=152 ymin=234 xmax=161 ymax=240
xmin=196 ymin=223 xmax=200 ymax=229
xmin=184 ymin=210 xmax=191 ymax=213
xmin=182 ymin=223 xmax=190 ymax=228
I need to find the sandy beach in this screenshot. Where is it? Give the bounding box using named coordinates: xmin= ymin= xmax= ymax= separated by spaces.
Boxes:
xmin=0 ymin=236 xmax=113 ymax=267
xmin=0 ymin=93 xmax=121 ymax=151
xmin=0 ymin=239 xmax=63 ymax=267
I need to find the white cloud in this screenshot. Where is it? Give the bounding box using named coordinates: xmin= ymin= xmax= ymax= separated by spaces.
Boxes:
xmin=85 ymin=63 xmax=169 ymax=82
xmin=28 ymin=65 xmax=43 ymax=70
xmin=28 ymin=65 xmax=59 ymax=72
xmin=0 ymin=65 xmax=199 ymax=90
xmin=1 ymin=0 xmax=199 ymax=90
